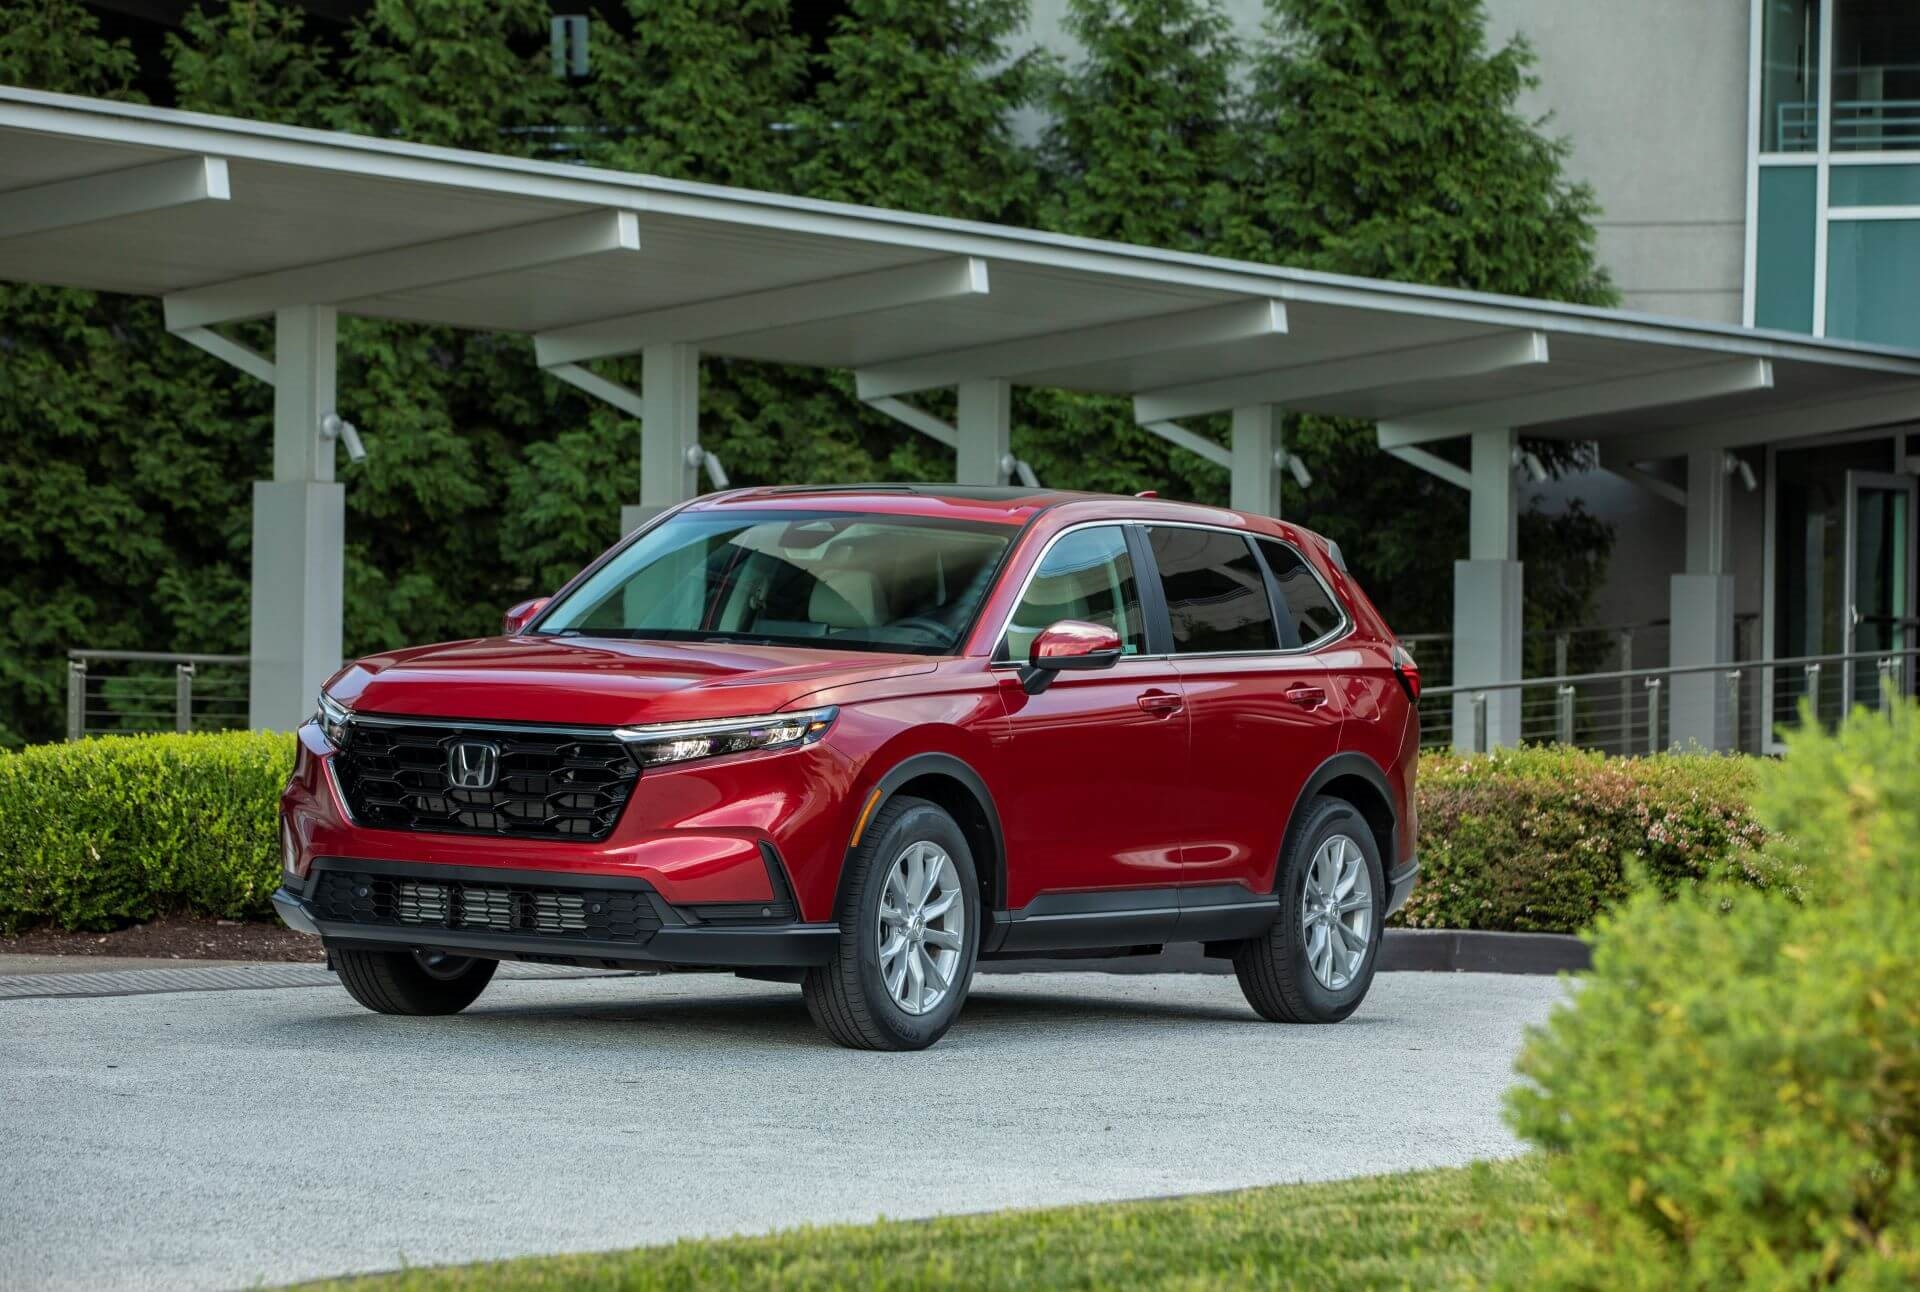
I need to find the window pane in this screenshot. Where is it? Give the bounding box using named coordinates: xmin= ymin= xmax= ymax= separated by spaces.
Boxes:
xmin=1257 ymin=540 xmax=1346 ymax=647
xmin=538 ymin=511 xmax=1011 ymax=655
xmin=1147 ymin=527 xmax=1278 ymax=654
xmin=1003 ymin=526 xmax=1145 ymax=660
xmin=1834 ymin=0 xmax=1920 ymax=151
xmin=1762 ymin=0 xmax=1821 ymax=152
xmin=1826 ymin=218 xmax=1920 ymax=347
xmin=1756 ymin=166 xmax=1818 ymax=332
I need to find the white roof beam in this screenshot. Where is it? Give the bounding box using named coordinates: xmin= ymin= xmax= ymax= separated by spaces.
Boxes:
xmin=1379 ymin=358 xmax=1775 ymax=447
xmin=855 ymin=298 xmax=1288 ymax=401
xmin=1138 ymin=419 xmax=1232 ymax=469
xmin=863 ymin=396 xmax=958 ymax=449
xmin=1594 ymin=445 xmax=1686 ymax=506
xmin=173 ymin=325 xmax=274 ymax=385
xmin=1135 ymin=331 xmax=1548 ymax=423
xmin=0 ymin=155 xmax=228 ymax=240
xmin=536 ymin=257 xmax=989 ymax=367
xmin=1605 ymin=381 xmax=1920 ymax=462
xmin=164 ymin=209 xmax=640 ymax=329
xmin=1381 ymin=443 xmax=1471 ymax=490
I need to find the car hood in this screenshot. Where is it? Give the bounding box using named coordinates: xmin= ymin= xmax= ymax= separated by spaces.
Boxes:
xmin=326 ymin=636 xmax=939 ymax=728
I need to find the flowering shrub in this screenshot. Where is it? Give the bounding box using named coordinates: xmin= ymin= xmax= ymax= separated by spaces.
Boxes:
xmin=1503 ymin=702 xmax=1920 ymax=1286
xmin=1405 ymin=746 xmax=1774 ymax=935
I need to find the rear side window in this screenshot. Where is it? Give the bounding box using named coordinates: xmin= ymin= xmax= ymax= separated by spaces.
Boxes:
xmin=1256 ymin=538 xmax=1347 ymax=647
xmin=1145 ymin=527 xmax=1278 ymax=654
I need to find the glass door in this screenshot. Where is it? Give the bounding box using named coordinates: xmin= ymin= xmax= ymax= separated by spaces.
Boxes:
xmin=1844 ymin=470 xmax=1918 ymax=706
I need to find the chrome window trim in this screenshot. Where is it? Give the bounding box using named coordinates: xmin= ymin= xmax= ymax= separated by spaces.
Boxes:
xmin=986 ymin=517 xmax=1353 ymax=667
xmin=320 ymin=707 xmax=624 ymax=739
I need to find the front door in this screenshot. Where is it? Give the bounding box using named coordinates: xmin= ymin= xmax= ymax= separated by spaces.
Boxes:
xmin=993 ymin=524 xmax=1189 ymax=910
xmin=1845 ymin=470 xmax=1919 ymax=707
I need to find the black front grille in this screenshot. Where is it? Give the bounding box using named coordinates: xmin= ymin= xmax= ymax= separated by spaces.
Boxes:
xmin=333 ymin=721 xmax=639 ymax=841
xmin=312 ymin=870 xmax=662 ymax=942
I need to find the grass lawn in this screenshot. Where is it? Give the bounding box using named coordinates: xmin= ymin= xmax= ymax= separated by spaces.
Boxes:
xmin=303 ymin=1156 xmax=1554 ymax=1290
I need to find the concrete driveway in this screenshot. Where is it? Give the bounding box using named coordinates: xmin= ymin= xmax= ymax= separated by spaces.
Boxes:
xmin=0 ymin=967 xmax=1565 ymax=1291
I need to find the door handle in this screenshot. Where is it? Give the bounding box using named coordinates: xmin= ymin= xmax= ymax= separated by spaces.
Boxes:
xmin=1284 ymin=683 xmax=1328 ymax=710
xmin=1136 ymin=689 xmax=1183 ymax=717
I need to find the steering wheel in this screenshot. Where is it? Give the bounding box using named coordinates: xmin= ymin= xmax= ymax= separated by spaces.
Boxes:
xmin=885 ymin=616 xmax=955 ymax=646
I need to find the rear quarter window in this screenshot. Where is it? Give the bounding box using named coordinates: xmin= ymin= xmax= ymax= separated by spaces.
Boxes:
xmin=1256 ymin=538 xmax=1347 ymax=647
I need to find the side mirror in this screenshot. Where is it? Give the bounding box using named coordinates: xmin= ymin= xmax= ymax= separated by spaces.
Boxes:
xmin=1021 ymin=619 xmax=1123 ymax=694
xmin=503 ymin=597 xmax=550 ymax=636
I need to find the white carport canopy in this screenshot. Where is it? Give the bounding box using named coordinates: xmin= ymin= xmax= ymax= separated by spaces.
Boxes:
xmin=6 ymin=86 xmax=1920 ymax=743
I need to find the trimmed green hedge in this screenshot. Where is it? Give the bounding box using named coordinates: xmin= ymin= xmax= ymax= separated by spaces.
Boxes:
xmin=0 ymin=731 xmax=294 ymax=932
xmin=1 ymin=734 xmax=1776 ymax=937
xmin=1400 ymin=746 xmax=1775 ymax=935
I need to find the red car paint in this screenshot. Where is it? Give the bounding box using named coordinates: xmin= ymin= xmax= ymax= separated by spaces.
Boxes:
xmin=279 ymin=487 xmax=1419 ymax=954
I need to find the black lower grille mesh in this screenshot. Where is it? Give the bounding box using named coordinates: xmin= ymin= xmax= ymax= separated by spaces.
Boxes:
xmin=333 ymin=722 xmax=639 ymax=841
xmin=312 ymin=870 xmax=662 ymax=942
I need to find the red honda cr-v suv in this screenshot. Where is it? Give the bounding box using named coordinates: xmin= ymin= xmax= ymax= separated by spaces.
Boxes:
xmin=274 ymin=485 xmax=1420 ymax=1050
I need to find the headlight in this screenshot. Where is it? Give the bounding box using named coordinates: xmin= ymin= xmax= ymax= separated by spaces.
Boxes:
xmin=615 ymin=706 xmax=836 ymax=768
xmin=314 ymin=692 xmax=353 ymax=751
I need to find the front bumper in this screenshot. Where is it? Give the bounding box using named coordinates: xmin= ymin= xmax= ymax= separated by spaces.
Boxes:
xmin=274 ymin=858 xmax=839 ymax=970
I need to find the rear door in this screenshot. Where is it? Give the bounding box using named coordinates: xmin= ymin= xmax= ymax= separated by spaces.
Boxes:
xmin=1143 ymin=525 xmax=1345 ymax=896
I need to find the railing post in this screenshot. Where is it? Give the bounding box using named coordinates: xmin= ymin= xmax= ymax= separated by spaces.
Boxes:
xmin=1725 ymin=669 xmax=1742 ymax=753
xmin=1878 ymin=657 xmax=1896 ymax=715
xmin=1554 ymin=632 xmax=1570 ymax=681
xmin=1646 ymin=677 xmax=1663 ymax=754
xmin=1803 ymin=662 xmax=1822 ymax=725
xmin=66 ymin=658 xmax=86 ymax=742
xmin=1472 ymin=692 xmax=1489 ymax=754
xmin=1616 ymin=628 xmax=1634 ymax=755
xmin=1556 ymin=684 xmax=1575 ymax=746
xmin=175 ymin=662 xmax=195 ymax=734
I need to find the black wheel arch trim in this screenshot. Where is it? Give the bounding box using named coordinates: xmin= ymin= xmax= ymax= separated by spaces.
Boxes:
xmin=836 ymin=751 xmax=1009 ymax=917
xmin=1281 ymin=751 xmax=1401 ymax=886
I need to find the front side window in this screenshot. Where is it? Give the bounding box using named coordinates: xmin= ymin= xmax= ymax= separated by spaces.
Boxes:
xmin=1256 ymin=539 xmax=1346 ymax=647
xmin=1002 ymin=525 xmax=1146 ymax=660
xmin=1146 ymin=526 xmax=1278 ymax=654
xmin=535 ymin=510 xmax=1012 ymax=655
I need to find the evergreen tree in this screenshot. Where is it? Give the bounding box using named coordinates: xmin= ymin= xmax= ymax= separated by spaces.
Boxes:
xmin=1040 ymin=0 xmax=1240 ymax=247
xmin=167 ymin=1 xmax=339 ymax=124
xmin=0 ymin=0 xmax=138 ymax=98
xmin=793 ymin=0 xmax=1044 ymax=223
xmin=573 ymin=0 xmax=807 ymax=189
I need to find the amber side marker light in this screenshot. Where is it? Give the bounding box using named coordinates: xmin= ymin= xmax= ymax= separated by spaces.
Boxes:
xmin=849 ymin=787 xmax=886 ymax=848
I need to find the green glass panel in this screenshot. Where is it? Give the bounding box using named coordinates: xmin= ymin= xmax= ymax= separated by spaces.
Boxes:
xmin=1756 ymin=167 xmax=1818 ymax=332
xmin=1826 ymin=219 xmax=1920 ymax=347
xmin=1830 ymin=164 xmax=1920 ymax=205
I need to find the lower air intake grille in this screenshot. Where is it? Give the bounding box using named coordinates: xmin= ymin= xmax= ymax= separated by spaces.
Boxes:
xmin=333 ymin=722 xmax=639 ymax=842
xmin=312 ymin=871 xmax=661 ymax=943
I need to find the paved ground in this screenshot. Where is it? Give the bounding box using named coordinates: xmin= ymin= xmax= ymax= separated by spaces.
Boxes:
xmin=0 ymin=968 xmax=1566 ymax=1291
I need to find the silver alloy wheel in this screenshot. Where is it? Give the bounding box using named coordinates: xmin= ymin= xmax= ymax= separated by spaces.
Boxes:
xmin=876 ymin=839 xmax=966 ymax=1016
xmin=1301 ymin=833 xmax=1374 ymax=991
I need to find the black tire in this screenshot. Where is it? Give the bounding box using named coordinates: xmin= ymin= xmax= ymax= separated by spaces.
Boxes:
xmin=1233 ymin=796 xmax=1385 ymax=1024
xmin=803 ymin=795 xmax=981 ymax=1051
xmin=332 ymin=947 xmax=497 ymax=1016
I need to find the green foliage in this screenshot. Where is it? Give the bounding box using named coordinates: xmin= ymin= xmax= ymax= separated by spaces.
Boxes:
xmin=304 ymin=1157 xmax=1552 ymax=1290
xmin=1405 ymin=746 xmax=1772 ymax=935
xmin=1504 ymin=702 xmax=1920 ymax=1287
xmin=0 ymin=731 xmax=294 ymax=932
xmin=0 ymin=0 xmax=1622 ymax=744
xmin=793 ymin=0 xmax=1045 ymax=223
xmin=1041 ymin=0 xmax=1239 ymax=246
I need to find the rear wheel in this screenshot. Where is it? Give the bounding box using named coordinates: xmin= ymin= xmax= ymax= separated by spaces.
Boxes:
xmin=332 ymin=946 xmax=497 ymax=1016
xmin=803 ymin=796 xmax=980 ymax=1051
xmin=1233 ymin=796 xmax=1384 ymax=1024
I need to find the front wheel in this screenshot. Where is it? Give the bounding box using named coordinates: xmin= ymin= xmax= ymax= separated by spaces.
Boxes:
xmin=332 ymin=946 xmax=497 ymax=1016
xmin=1233 ymin=796 xmax=1384 ymax=1024
xmin=803 ymin=795 xmax=980 ymax=1051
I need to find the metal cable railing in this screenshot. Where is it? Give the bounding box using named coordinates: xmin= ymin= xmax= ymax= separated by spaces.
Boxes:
xmin=66 ymin=650 xmax=250 ymax=741
xmin=1423 ymin=647 xmax=1919 ymax=755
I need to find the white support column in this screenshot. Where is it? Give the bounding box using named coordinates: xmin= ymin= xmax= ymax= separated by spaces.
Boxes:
xmin=956 ymin=378 xmax=1011 ymax=485
xmin=619 ymin=343 xmax=701 ymax=535
xmin=1230 ymin=404 xmax=1284 ymax=518
xmin=1454 ymin=428 xmax=1523 ymax=751
xmin=1670 ymin=447 xmax=1736 ymax=750
xmin=250 ymin=305 xmax=344 ymax=731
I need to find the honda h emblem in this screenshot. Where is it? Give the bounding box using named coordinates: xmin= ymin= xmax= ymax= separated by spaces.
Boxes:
xmin=447 ymin=740 xmax=500 ymax=791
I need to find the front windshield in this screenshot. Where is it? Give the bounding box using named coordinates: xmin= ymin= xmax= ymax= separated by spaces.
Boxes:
xmin=534 ymin=510 xmax=1014 ymax=655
